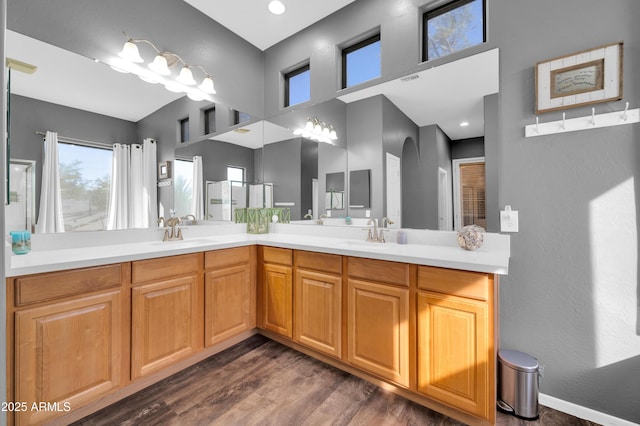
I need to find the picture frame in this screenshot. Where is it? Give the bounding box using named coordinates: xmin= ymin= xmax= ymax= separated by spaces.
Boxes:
xmin=158 ymin=160 xmax=172 ymax=180
xmin=535 ymin=42 xmax=623 ymax=114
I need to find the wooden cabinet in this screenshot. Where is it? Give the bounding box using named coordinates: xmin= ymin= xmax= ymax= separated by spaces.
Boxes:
xmin=294 ymin=251 xmax=342 ymax=358
xmin=347 ymin=258 xmax=410 ymax=387
xmin=204 ymin=246 xmax=256 ymax=347
xmin=10 ymin=264 xmax=124 ymax=426
xmin=417 ymin=266 xmax=495 ymax=422
xmin=131 ymin=254 xmax=200 ymax=379
xmin=261 ymin=247 xmax=294 ymax=338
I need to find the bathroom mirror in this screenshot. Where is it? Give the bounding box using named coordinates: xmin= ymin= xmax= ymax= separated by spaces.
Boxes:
xmin=325 ymin=172 xmax=345 ymax=211
xmin=262 ymin=98 xmax=348 ymax=221
xmin=349 ymin=169 xmax=371 ymax=210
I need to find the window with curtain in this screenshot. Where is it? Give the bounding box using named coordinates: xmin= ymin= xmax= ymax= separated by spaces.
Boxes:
xmin=174 ymin=158 xmax=194 ymax=217
xmin=58 ymin=143 xmax=112 ymax=231
xmin=460 ymin=161 xmax=486 ymax=228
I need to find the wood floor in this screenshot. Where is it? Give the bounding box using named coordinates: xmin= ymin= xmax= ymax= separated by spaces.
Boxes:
xmin=73 ymin=335 xmax=599 ymax=426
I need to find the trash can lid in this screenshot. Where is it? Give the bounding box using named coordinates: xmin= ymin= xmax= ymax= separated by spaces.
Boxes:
xmin=499 ymin=349 xmax=539 ymax=373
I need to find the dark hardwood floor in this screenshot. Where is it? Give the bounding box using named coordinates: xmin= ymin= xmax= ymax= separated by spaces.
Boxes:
xmin=73 ymin=335 xmax=599 ymax=426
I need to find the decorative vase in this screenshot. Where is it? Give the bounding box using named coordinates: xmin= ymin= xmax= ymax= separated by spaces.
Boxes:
xmin=457 ymin=225 xmax=485 ymax=250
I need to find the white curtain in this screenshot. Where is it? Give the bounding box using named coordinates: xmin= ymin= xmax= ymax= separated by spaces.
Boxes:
xmin=191 ymin=155 xmax=204 ymax=220
xmin=35 ymin=131 xmax=65 ymax=233
xmin=129 ymin=144 xmax=144 ymax=228
xmin=142 ymin=138 xmax=158 ymax=226
xmin=107 ymin=144 xmax=130 ymax=230
xmin=107 ymin=139 xmax=157 ymax=230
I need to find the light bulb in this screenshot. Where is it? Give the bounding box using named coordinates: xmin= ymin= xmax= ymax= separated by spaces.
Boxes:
xmin=148 ymin=55 xmax=171 ymax=76
xmin=177 ymin=66 xmax=196 ymax=85
xmin=119 ymin=41 xmax=143 ymax=63
xmin=198 ymin=76 xmax=216 ymax=94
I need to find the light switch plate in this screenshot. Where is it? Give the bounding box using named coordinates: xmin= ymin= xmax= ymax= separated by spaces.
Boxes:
xmin=500 ymin=209 xmax=519 ymax=232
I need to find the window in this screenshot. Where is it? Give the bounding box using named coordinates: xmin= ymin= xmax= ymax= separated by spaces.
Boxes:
xmin=284 ymin=64 xmax=310 ymax=107
xmin=453 ymin=157 xmax=486 ymax=230
xmin=342 ymin=34 xmax=381 ymax=89
xmin=179 ymin=117 xmax=190 ymax=143
xmin=58 ymin=143 xmax=112 ymax=231
xmin=227 ymin=166 xmax=245 ymax=186
xmin=204 ymin=106 xmax=216 ymax=135
xmin=423 ymin=0 xmax=485 ymax=61
xmin=233 ymin=110 xmax=251 ymax=126
xmin=174 ymin=158 xmax=194 ymax=217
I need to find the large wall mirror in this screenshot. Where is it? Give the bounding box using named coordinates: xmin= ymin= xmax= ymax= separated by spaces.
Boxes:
xmin=7 ymin=0 xmax=500 ymax=234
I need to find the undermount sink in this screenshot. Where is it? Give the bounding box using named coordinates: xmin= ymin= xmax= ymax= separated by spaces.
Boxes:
xmin=149 ymin=238 xmax=216 ymax=247
xmin=340 ymin=240 xmax=393 ymax=250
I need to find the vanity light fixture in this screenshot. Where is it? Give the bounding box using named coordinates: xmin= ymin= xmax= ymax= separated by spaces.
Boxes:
xmin=268 ymin=0 xmax=286 ymax=15
xmin=112 ymin=32 xmax=217 ymax=101
xmin=293 ymin=117 xmax=338 ymax=144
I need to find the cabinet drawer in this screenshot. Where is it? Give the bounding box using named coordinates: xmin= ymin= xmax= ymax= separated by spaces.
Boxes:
xmin=262 ymin=246 xmax=293 ymax=266
xmin=14 ymin=264 xmax=121 ymax=306
xmin=205 ymin=246 xmax=252 ymax=270
xmin=418 ymin=266 xmax=490 ymax=301
xmin=132 ymin=253 xmax=200 ymax=284
xmin=348 ymin=257 xmax=409 ymax=287
xmin=296 ymin=250 xmax=342 ymax=275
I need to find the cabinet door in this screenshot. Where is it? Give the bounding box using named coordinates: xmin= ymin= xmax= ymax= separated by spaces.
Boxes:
xmin=417 ymin=291 xmax=489 ymax=419
xmin=205 ymin=264 xmax=255 ymax=347
xmin=294 ymin=269 xmax=342 ymax=358
xmin=15 ymin=291 xmax=121 ymax=425
xmin=347 ymin=279 xmax=409 ymax=387
xmin=131 ymin=275 xmax=199 ymax=379
xmin=262 ymin=263 xmax=293 ymax=338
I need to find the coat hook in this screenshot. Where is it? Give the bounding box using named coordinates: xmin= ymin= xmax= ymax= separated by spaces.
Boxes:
xmin=623 ymin=102 xmax=629 ymax=121
xmin=561 ymin=113 xmax=566 ymax=130
xmin=591 ymin=108 xmax=596 ymax=126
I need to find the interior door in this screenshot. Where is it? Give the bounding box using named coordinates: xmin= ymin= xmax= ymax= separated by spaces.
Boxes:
xmin=385 ymin=153 xmax=401 ymax=227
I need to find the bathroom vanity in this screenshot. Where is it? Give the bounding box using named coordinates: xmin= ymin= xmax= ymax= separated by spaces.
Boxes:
xmin=4 ymin=225 xmax=508 ymax=426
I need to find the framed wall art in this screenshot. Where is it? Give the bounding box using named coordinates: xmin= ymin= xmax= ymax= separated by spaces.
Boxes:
xmin=535 ymin=42 xmax=623 ymax=114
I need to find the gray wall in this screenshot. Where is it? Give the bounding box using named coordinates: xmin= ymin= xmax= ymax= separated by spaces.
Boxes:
xmin=451 ymin=137 xmax=484 ymax=159
xmin=263 ymin=138 xmax=303 ymax=219
xmin=10 ymin=94 xmax=138 ymax=215
xmin=493 ymin=1 xmax=640 ymax=422
xmin=346 ymin=96 xmax=384 ymax=218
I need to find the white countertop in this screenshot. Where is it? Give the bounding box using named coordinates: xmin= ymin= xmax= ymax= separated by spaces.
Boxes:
xmin=6 ymin=223 xmax=510 ymax=277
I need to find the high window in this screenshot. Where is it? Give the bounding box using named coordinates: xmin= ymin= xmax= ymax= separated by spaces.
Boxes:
xmin=423 ymin=0 xmax=485 ymax=61
xmin=342 ymin=34 xmax=381 ymax=89
xmin=284 ymin=64 xmax=310 ymax=107
xmin=58 ymin=143 xmax=112 ymax=231
xmin=179 ymin=117 xmax=190 ymax=143
xmin=174 ymin=158 xmax=193 ymax=217
xmin=233 ymin=110 xmax=251 ymax=125
xmin=204 ymin=106 xmax=216 ymax=135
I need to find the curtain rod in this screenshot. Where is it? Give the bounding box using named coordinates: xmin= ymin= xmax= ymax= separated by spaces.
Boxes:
xmin=35 ymin=131 xmax=113 ymax=150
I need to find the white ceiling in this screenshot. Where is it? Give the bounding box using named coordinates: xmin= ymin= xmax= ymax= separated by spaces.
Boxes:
xmin=184 ymin=0 xmax=357 ymax=51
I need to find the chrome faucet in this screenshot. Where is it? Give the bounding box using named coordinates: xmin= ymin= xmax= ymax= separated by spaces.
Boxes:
xmin=366 ymin=218 xmax=380 ymax=242
xmin=304 ymin=213 xmax=313 ymax=220
xmin=162 ymin=216 xmax=183 ymax=241
xmin=317 ymin=214 xmax=327 ymax=225
xmin=157 ymin=217 xmax=166 ymax=227
xmin=182 ymin=214 xmax=197 ymax=225
xmin=381 ymin=217 xmax=394 ymax=228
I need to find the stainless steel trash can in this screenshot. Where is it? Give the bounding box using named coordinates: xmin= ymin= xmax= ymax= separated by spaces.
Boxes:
xmin=497 ymin=349 xmax=539 ymax=419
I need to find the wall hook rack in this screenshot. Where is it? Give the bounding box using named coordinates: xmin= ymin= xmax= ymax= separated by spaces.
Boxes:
xmin=525 ymin=102 xmax=639 ymax=137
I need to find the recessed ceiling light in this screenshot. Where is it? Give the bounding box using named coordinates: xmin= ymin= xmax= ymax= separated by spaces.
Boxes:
xmin=268 ymin=0 xmax=286 ymax=15
xmin=460 ymin=121 xmax=470 ymax=127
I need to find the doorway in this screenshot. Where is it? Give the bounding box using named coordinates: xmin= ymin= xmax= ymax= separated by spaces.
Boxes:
xmin=452 ymin=157 xmax=486 ymax=230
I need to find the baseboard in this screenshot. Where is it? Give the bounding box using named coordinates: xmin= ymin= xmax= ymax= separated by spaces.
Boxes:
xmin=540 ymin=393 xmax=639 ymax=426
